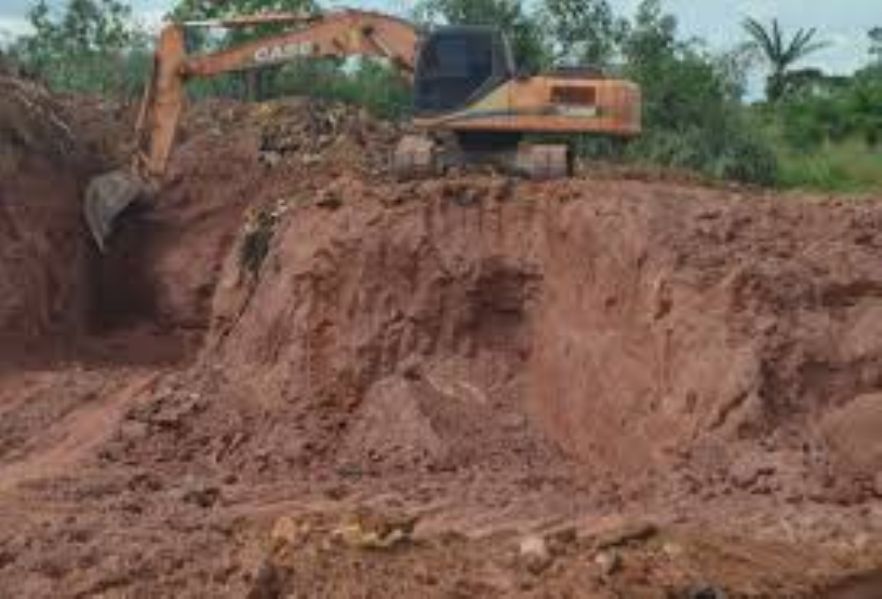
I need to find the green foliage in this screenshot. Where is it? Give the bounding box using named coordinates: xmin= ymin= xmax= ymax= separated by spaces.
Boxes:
xmin=742 ymin=17 xmax=828 ymax=102
xmin=26 ymin=0 xmax=882 ymax=190
xmin=870 ymin=27 xmax=882 ymax=65
xmin=11 ymin=0 xmax=150 ymax=97
xmin=274 ymin=59 xmax=411 ymax=120
xmin=770 ymin=74 xmax=882 ymax=153
xmin=621 ymin=0 xmax=682 ymax=71
xmin=620 ymin=1 xmax=777 ymax=184
xmin=776 ymin=138 xmax=882 ymax=193
xmin=171 ymin=0 xmax=316 ymax=20
xmin=540 ymin=0 xmax=625 ymax=67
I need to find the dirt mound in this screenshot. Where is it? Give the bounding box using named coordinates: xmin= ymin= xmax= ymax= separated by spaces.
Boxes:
xmin=88 ymin=167 xmax=882 ymax=510
xmin=112 ymin=97 xmax=400 ymax=345
xmin=0 ymin=77 xmax=199 ymax=367
xmin=2 ymin=90 xmax=882 ymax=597
xmin=176 ymin=176 xmax=882 ymax=504
xmin=256 ymin=98 xmax=400 ymax=176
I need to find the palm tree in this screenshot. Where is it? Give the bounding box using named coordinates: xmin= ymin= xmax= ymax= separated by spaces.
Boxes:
xmin=742 ymin=17 xmax=828 ymax=102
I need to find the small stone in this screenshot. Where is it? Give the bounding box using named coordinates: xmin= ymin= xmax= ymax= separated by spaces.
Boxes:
xmin=270 ymin=516 xmax=300 ymax=548
xmin=260 ymin=151 xmax=282 ymax=167
xmin=595 ymin=521 xmax=658 ymax=550
xmin=519 ymin=535 xmax=552 ymax=574
xmin=332 ymin=512 xmax=415 ymax=550
xmin=662 ymin=542 xmax=684 ymax=558
xmin=594 ymin=551 xmax=621 ymax=576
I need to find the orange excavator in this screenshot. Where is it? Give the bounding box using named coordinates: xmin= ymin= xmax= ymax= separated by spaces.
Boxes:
xmin=84 ymin=8 xmax=641 ymax=249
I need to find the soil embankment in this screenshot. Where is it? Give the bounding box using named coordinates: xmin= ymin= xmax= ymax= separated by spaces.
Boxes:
xmin=0 ymin=78 xmax=880 ymax=597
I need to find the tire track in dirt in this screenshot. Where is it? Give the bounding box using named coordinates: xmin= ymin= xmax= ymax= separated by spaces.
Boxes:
xmin=0 ymin=371 xmax=159 ymax=495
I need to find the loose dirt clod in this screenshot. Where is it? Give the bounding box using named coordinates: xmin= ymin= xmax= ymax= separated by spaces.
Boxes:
xmin=519 ymin=536 xmax=553 ymax=574
xmin=594 ymin=550 xmax=621 ymax=576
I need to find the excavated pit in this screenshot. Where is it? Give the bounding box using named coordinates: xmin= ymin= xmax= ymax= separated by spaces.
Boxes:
xmin=87 ymin=209 xmax=159 ymax=331
xmin=188 ymin=177 xmax=882 ymax=505
xmin=0 ymin=77 xmax=217 ymax=369
xmin=2 ymin=88 xmax=882 ymax=597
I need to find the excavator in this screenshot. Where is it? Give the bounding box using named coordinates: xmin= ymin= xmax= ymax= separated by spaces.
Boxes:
xmin=84 ymin=8 xmax=642 ymax=249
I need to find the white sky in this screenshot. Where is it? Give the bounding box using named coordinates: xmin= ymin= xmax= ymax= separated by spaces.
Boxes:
xmin=1 ymin=0 xmax=877 ymax=77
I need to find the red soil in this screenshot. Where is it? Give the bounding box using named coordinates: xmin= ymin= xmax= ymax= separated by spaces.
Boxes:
xmin=0 ymin=83 xmax=880 ymax=597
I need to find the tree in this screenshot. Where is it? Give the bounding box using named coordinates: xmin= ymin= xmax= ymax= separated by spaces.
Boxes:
xmin=870 ymin=27 xmax=882 ymax=65
xmin=540 ymin=0 xmax=625 ymax=67
xmin=616 ymin=1 xmax=777 ymax=184
xmin=622 ymin=0 xmax=680 ymax=68
xmin=742 ymin=17 xmax=828 ymax=102
xmin=11 ymin=0 xmax=149 ymax=96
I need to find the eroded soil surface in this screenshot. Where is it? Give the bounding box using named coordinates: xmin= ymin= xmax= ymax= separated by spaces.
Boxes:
xmin=1 ymin=77 xmax=881 ymax=598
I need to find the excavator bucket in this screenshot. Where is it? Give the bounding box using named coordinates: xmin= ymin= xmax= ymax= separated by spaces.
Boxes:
xmin=83 ymin=170 xmax=148 ymax=251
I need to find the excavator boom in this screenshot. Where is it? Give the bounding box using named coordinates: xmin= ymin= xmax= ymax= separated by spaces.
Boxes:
xmin=85 ymin=9 xmax=421 ymax=249
xmin=143 ymin=9 xmax=419 ymax=180
xmin=85 ymin=8 xmax=642 ymax=250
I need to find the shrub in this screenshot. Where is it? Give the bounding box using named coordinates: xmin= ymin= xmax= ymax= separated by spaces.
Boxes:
xmin=273 ymin=59 xmax=411 ymax=120
xmin=10 ymin=0 xmax=151 ymax=99
xmin=619 ymin=6 xmax=779 ymax=185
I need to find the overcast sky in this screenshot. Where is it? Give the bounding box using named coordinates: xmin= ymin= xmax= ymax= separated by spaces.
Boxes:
xmin=1 ymin=0 xmax=878 ymax=76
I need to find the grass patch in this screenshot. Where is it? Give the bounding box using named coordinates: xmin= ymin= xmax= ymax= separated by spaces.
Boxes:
xmin=775 ymin=139 xmax=882 ymax=194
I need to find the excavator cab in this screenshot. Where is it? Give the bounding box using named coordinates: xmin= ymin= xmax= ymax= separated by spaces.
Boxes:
xmin=412 ymin=26 xmax=515 ymax=117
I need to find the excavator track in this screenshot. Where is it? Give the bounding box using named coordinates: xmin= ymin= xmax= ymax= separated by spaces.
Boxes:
xmin=393 ymin=133 xmax=573 ymax=181
xmin=393 ymin=135 xmax=438 ymax=179
xmin=517 ymin=144 xmax=572 ymax=180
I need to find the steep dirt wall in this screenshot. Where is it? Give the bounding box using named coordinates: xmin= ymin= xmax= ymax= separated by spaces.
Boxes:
xmin=0 ymin=77 xmax=90 ymax=363
xmin=526 ymin=186 xmax=882 ymax=478
xmin=0 ymin=157 xmax=88 ymax=344
xmin=204 ymin=177 xmax=882 ymax=500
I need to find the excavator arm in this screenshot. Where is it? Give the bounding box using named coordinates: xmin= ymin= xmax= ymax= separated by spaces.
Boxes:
xmin=85 ymin=9 xmax=420 ymax=249
xmin=138 ymin=9 xmax=420 ymax=179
